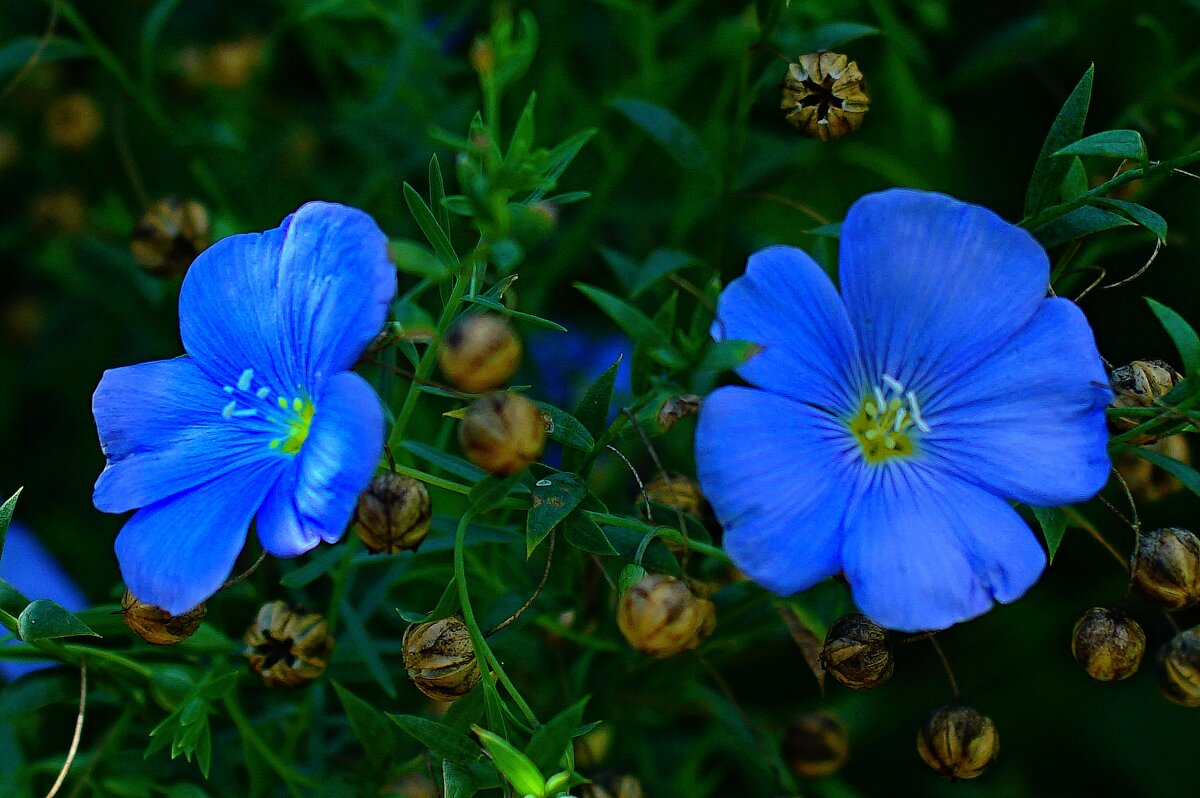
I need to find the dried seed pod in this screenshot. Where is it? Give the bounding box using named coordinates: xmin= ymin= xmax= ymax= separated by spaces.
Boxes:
xmin=30 ymin=189 xmax=87 ymax=235
xmin=207 ymin=35 xmax=265 ymax=89
xmin=439 ymin=313 xmax=522 ymax=393
xmin=243 ymin=602 xmax=332 ymax=688
xmin=1155 ymin=626 xmax=1200 ymax=707
xmin=45 ymin=93 xmax=103 ymax=150
xmin=1113 ymin=434 xmax=1189 ymax=503
xmin=1131 ymin=527 xmax=1200 ymax=611
xmin=121 ymin=589 xmax=205 ymax=645
xmin=131 ymin=198 xmax=210 ymax=276
xmin=579 ymin=774 xmax=645 ymax=798
xmin=819 ymin=613 xmax=893 ymax=690
xmin=382 ymin=773 xmax=440 ymax=798
xmin=641 ymin=472 xmax=705 ymax=520
xmin=354 ymin=473 xmax=431 ymax=554
xmin=616 ymin=574 xmax=715 ymax=658
xmin=1071 ymin=607 xmax=1145 ymax=681
xmin=402 ymin=616 xmax=482 ymax=701
xmin=916 ymin=705 xmax=999 ymax=780
xmin=783 ymin=711 xmax=850 ymax=779
xmin=1110 ymin=359 xmax=1181 ymax=443
xmin=458 ymin=391 xmax=546 ymax=475
xmin=781 ymin=52 xmax=870 ymax=141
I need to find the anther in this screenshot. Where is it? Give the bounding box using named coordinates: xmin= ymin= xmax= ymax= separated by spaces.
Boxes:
xmin=237 ymin=369 xmax=254 ymax=391
xmin=882 ymin=374 xmax=904 ymax=394
xmin=906 ymin=391 xmax=931 ymax=433
xmin=256 ymin=386 xmax=270 ymax=399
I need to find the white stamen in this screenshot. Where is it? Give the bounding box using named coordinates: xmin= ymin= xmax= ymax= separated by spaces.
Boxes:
xmin=223 ymin=385 xmax=234 ymax=394
xmin=231 ymin=408 xmax=258 ymax=418
xmin=873 ymin=386 xmax=886 ymax=411
xmin=256 ymin=386 xmax=271 ymax=399
xmin=882 ymin=374 xmax=905 ymax=394
xmin=906 ymin=390 xmax=932 ymax=433
xmin=237 ymin=369 xmax=254 ymax=391
xmin=894 ymin=408 xmax=907 ymax=432
xmin=222 ymin=400 xmax=237 ymax=419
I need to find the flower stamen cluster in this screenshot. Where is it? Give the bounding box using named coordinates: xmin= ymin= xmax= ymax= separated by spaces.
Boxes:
xmin=849 ymin=374 xmax=930 ymax=463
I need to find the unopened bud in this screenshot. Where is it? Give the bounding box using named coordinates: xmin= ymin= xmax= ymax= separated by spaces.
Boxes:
xmin=1132 ymin=527 xmax=1200 ymax=611
xmin=781 ymin=52 xmax=870 ymax=141
xmin=1071 ymin=607 xmax=1145 ymax=681
xmin=121 ymin=589 xmax=205 ymax=645
xmin=458 ymin=391 xmax=546 ymax=475
xmin=819 ymin=613 xmax=893 ymax=690
xmin=131 ymin=198 xmax=210 ymax=276
xmin=45 ymin=93 xmax=103 ymax=150
xmin=916 ymin=705 xmax=999 ymax=780
xmin=641 ymin=472 xmax=705 ymax=519
xmin=439 ymin=313 xmax=522 ymax=393
xmin=402 ymin=616 xmax=482 ymax=701
xmin=783 ymin=711 xmax=850 ymax=779
xmin=1155 ymin=626 xmax=1200 ymax=707
xmin=616 ymin=574 xmax=715 ymax=658
xmin=469 ymin=38 xmax=495 ymax=76
xmin=243 ymin=602 xmax=332 ymax=688
xmin=508 ymin=202 xmax=558 ymax=245
xmin=354 ymin=473 xmax=431 ymax=554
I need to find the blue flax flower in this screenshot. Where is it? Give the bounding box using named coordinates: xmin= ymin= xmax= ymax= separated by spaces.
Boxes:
xmin=696 ymin=189 xmax=1111 ymax=631
xmin=93 ymin=202 xmax=395 ymax=614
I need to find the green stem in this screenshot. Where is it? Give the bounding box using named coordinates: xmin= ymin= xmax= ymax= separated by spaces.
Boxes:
xmin=224 ymin=695 xmax=320 ymax=792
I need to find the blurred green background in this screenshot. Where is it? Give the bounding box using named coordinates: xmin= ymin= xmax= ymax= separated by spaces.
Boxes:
xmin=3 ymin=0 xmax=1200 ymax=796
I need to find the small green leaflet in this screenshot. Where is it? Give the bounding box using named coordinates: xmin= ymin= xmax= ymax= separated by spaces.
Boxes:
xmin=17 ymin=599 xmax=99 ymax=641
xmin=1031 ymin=506 xmax=1069 ymax=563
xmin=527 ymin=473 xmax=587 ymax=556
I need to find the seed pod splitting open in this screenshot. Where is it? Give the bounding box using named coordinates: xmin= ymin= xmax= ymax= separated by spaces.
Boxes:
xmin=1132 ymin=527 xmax=1200 ymax=611
xmin=616 ymin=574 xmax=715 ymax=658
xmin=458 ymin=391 xmax=547 ymax=475
xmin=131 ymin=198 xmax=210 ymax=276
xmin=1071 ymin=607 xmax=1145 ymax=681
xmin=1110 ymin=359 xmax=1181 ymax=443
xmin=402 ymin=616 xmax=483 ymax=701
xmin=243 ymin=601 xmax=332 ymax=688
xmin=781 ymin=52 xmax=870 ymax=140
xmin=354 ymin=473 xmax=431 ymax=554
xmin=783 ymin=711 xmax=850 ymax=779
xmin=819 ymin=613 xmax=893 ymax=690
xmin=1156 ymin=626 xmax=1200 ymax=707
xmin=916 ymin=705 xmax=999 ymax=780
xmin=121 ymin=589 xmax=206 ymax=645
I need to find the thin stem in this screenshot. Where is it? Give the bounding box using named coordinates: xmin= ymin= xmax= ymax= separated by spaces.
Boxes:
xmin=3 ymin=0 xmax=59 ymax=98
xmin=1063 ymin=507 xmax=1130 ymax=572
xmin=485 ymin=531 xmax=555 ymax=637
xmin=928 ymin=636 xmax=960 ymax=703
xmin=44 ymin=659 xmax=85 ymax=798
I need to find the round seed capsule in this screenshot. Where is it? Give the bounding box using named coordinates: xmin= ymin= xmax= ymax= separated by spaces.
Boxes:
xmin=243 ymin=602 xmax=332 ymax=688
xmin=439 ymin=313 xmax=522 ymax=393
xmin=781 ymin=52 xmax=870 ymax=140
xmin=916 ymin=705 xmax=999 ymax=780
xmin=1071 ymin=607 xmax=1145 ymax=681
xmin=45 ymin=93 xmax=103 ymax=150
xmin=131 ymin=198 xmax=210 ymax=277
xmin=783 ymin=711 xmax=850 ymax=779
xmin=579 ymin=774 xmax=645 ymax=798
xmin=458 ymin=391 xmax=546 ymax=475
xmin=1155 ymin=626 xmax=1200 ymax=707
xmin=354 ymin=473 xmax=431 ymax=554
xmin=641 ymin=472 xmax=705 ymax=519
xmin=402 ymin=616 xmax=482 ymax=701
xmin=819 ymin=613 xmax=893 ymax=690
xmin=1131 ymin=527 xmax=1200 ymax=611
xmin=121 ymin=589 xmax=205 ymax=645
xmin=616 ymin=573 xmax=715 ymax=658
xmin=1110 ymin=359 xmax=1181 ymax=443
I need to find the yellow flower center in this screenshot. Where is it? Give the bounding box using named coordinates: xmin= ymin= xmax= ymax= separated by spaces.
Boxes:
xmin=220 ymin=368 xmax=315 ymax=457
xmin=848 ymin=374 xmax=929 ymax=464
xmin=273 ymin=397 xmax=314 ymax=455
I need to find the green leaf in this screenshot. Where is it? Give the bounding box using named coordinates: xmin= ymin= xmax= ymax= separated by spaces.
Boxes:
xmin=1054 ymin=129 xmax=1148 ymax=162
xmin=610 ymin=98 xmax=714 ymax=174
xmin=444 ymin=760 xmax=478 ymax=798
xmin=139 ymin=0 xmax=185 ymax=87
xmin=390 ymin=239 xmax=453 ymax=281
xmin=0 ymin=488 xmax=22 ymax=557
xmin=1060 ymin=157 xmax=1088 ymax=201
xmin=533 ymin=402 xmax=595 ymax=450
xmin=506 ymin=93 xmax=538 ymax=168
xmin=0 ymin=577 xmax=29 ymax=618
xmin=0 ymin=37 xmax=90 ymax=77
xmin=696 ymin=339 xmax=762 ymax=373
xmin=597 ymin=247 xmax=640 ymax=291
xmin=1025 ymin=65 xmax=1094 ymax=219
xmin=1146 ymin=298 xmax=1200 ymax=380
xmin=389 ymin=714 xmax=480 ymax=765
xmin=430 ymin=155 xmax=451 ymax=233
xmin=404 ymin=182 xmax=459 ymax=267
xmin=473 ymin=727 xmax=546 ymax=797
xmin=573 ymin=358 xmax=621 ymax=441
xmin=465 ymin=295 xmax=567 ymax=331
xmin=530 ymin=129 xmax=597 ymax=201
xmin=630 ymin=249 xmax=700 ymax=298
xmin=332 ymin=682 xmax=398 ymax=767
xmin=792 ymin=22 xmax=882 ymax=53
xmin=339 ymin=599 xmax=397 ymax=698
xmin=525 ymin=697 xmax=590 ymax=774
xmin=1031 ymin=205 xmax=1133 ymax=248
xmin=403 ymin=441 xmax=489 ymax=483
xmin=398 ymin=576 xmax=459 ymax=623
xmin=1031 ymin=506 xmax=1069 ymax=562
xmin=279 ymin=544 xmax=346 ymax=588
xmin=617 ymin=564 xmax=646 ymax=596
xmin=527 ymin=473 xmax=587 ymax=556
xmin=1092 ymin=198 xmax=1167 ymax=242
xmin=470 ymin=473 xmax=526 ymax=513
xmin=561 ymin=510 xmax=618 ymax=556
xmin=17 ymin=599 xmax=99 ymax=641
xmin=575 ymin=284 xmax=686 ymax=368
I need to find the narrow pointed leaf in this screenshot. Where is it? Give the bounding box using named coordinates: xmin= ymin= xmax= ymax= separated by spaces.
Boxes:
xmin=1025 ymin=65 xmax=1094 ymax=218
xmin=17 ymin=599 xmax=99 ymax=641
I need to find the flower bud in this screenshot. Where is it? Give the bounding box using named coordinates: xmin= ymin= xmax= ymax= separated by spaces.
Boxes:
xmin=121 ymin=589 xmax=205 ymax=645
xmin=458 ymin=391 xmax=546 ymax=475
xmin=616 ymin=574 xmax=715 ymax=658
xmin=641 ymin=472 xmax=705 ymax=520
xmin=1110 ymin=359 xmax=1181 ymax=443
xmin=1155 ymin=626 xmax=1200 ymax=707
xmin=579 ymin=774 xmax=645 ymax=798
xmin=508 ymin=201 xmax=558 ymax=245
xmin=1071 ymin=607 xmax=1145 ymax=681
xmin=45 ymin=93 xmax=103 ymax=150
xmin=243 ymin=602 xmax=332 ymax=688
xmin=819 ymin=613 xmax=893 ymax=690
xmin=781 ymin=52 xmax=870 ymax=141
xmin=439 ymin=313 xmax=522 ymax=393
xmin=917 ymin=705 xmax=998 ymax=780
xmin=402 ymin=616 xmax=482 ymax=701
xmin=783 ymin=711 xmax=850 ymax=779
xmin=1131 ymin=527 xmax=1200 ymax=611
xmin=354 ymin=473 xmax=431 ymax=554
xmin=131 ymin=198 xmax=210 ymax=277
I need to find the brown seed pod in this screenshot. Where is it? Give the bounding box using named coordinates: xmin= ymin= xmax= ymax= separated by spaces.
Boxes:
xmin=1155 ymin=626 xmax=1200 ymax=707
xmin=458 ymin=391 xmax=546 ymax=475
xmin=243 ymin=601 xmax=332 ymax=688
xmin=781 ymin=52 xmax=870 ymax=141
xmin=207 ymin=35 xmax=265 ymax=89
xmin=616 ymin=574 xmax=715 ymax=658
xmin=1113 ymin=434 xmax=1189 ymax=504
xmin=1110 ymin=359 xmax=1181 ymax=443
xmin=819 ymin=613 xmax=893 ymax=690
xmin=402 ymin=616 xmax=482 ymax=701
xmin=131 ymin=198 xmax=210 ymax=277
xmin=382 ymin=773 xmax=440 ymax=798
xmin=783 ymin=711 xmax=850 ymax=779
xmin=1131 ymin=527 xmax=1200 ymax=611
xmin=1071 ymin=607 xmax=1145 ymax=681
xmin=354 ymin=473 xmax=431 ymax=554
xmin=917 ymin=705 xmax=998 ymax=780
xmin=121 ymin=589 xmax=206 ymax=645
xmin=439 ymin=313 xmax=522 ymax=393
xmin=45 ymin=93 xmax=103 ymax=150
xmin=30 ymin=189 xmax=87 ymax=235
xmin=579 ymin=774 xmax=645 ymax=798
xmin=640 ymin=472 xmax=705 ymax=520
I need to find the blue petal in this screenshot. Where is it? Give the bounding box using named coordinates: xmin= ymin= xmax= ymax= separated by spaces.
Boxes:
xmin=839 ymin=189 xmax=1049 ymax=393
xmin=921 ymin=298 xmax=1112 ymax=505
xmin=116 ymin=462 xmax=281 ymax=614
xmin=179 ymin=202 xmax=396 ymax=394
xmin=842 ymin=466 xmax=1045 ymax=631
xmin=93 ymin=358 xmax=285 ymax=513
xmin=696 ymin=387 xmax=856 ymax=593
xmin=713 ymin=246 xmax=862 ymax=411
xmin=256 ymin=372 xmax=384 ymax=556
